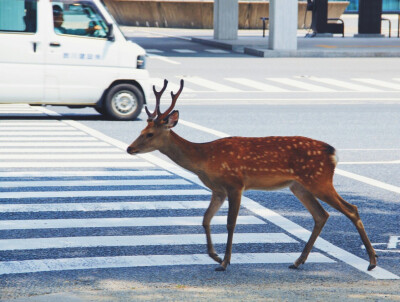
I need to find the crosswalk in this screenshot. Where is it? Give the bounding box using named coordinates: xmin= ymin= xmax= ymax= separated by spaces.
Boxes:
xmin=0 ymin=104 xmax=335 ymax=275
xmin=149 ymin=76 xmax=400 ymax=93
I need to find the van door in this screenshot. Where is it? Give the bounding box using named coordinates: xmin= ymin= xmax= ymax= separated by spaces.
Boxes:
xmin=0 ymin=0 xmax=43 ymax=103
xmin=45 ymin=0 xmax=120 ymax=104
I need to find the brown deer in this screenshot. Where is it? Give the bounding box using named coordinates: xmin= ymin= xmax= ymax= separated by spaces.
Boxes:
xmin=127 ymin=79 xmax=377 ymax=272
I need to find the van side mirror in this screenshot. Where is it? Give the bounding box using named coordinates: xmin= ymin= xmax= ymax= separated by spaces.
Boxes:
xmin=107 ymin=23 xmax=115 ymax=42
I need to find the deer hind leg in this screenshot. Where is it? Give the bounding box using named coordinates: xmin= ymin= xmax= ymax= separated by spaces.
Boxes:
xmin=289 ymin=182 xmax=330 ymax=269
xmin=315 ymin=185 xmax=377 ymax=271
xmin=203 ymin=191 xmax=226 ymax=265
xmin=215 ymin=189 xmax=242 ymax=271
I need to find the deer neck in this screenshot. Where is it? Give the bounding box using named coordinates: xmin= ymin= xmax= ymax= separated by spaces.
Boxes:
xmin=158 ymin=131 xmax=204 ymax=173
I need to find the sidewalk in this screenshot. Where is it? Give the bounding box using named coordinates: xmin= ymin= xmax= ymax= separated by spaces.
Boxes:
xmin=169 ymin=14 xmax=400 ymax=57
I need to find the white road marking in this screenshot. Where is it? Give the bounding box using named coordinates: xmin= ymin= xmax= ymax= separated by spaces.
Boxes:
xmin=0 ymin=153 xmax=141 ymax=160
xmin=0 ymin=253 xmax=334 ymax=275
xmin=0 ymin=137 xmax=97 ymax=141
xmin=205 ymin=49 xmax=230 ymax=54
xmin=0 ymin=126 xmax=76 ymax=131
xmin=0 ymin=200 xmax=222 ymax=213
xmin=0 ymin=170 xmax=170 ymax=178
xmin=339 ymin=160 xmax=400 ymax=164
xmin=0 ymin=162 xmax=153 ymax=168
xmin=147 ymin=53 xmax=180 ymax=65
xmin=0 ymin=189 xmax=209 ymax=199
xmin=1 ymin=178 xmax=190 ymax=188
xmin=353 ymin=78 xmax=400 ymax=90
xmin=0 ymin=148 xmax=117 ymax=153
xmin=309 ymin=77 xmax=383 ymax=92
xmin=0 ymin=131 xmax=84 ymax=136
xmin=225 ymin=78 xmax=289 ymax=92
xmin=172 ymin=49 xmax=197 ymax=53
xmin=146 ymin=49 xmax=164 ymax=53
xmin=0 ymin=216 xmax=263 ymax=230
xmin=268 ymin=78 xmax=336 ymax=92
xmin=335 ymin=168 xmax=400 ymax=195
xmin=0 ymin=142 xmax=110 ymax=147
xmin=182 ymin=76 xmax=243 ymax=92
xmin=0 ymin=233 xmax=297 ymax=251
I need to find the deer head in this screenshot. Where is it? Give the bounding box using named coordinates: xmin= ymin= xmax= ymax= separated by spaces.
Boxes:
xmin=127 ymin=79 xmax=183 ymax=155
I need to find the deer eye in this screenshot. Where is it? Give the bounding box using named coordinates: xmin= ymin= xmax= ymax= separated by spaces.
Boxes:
xmin=146 ymin=133 xmax=154 ymax=138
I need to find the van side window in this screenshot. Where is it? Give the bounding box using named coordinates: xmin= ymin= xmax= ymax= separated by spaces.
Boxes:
xmin=52 ymin=1 xmax=108 ymax=38
xmin=0 ymin=0 xmax=37 ymax=33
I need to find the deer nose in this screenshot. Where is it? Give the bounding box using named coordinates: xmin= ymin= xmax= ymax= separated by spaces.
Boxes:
xmin=127 ymin=146 xmax=134 ymax=154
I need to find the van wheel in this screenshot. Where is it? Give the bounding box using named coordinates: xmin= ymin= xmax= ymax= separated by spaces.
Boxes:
xmin=104 ymin=84 xmax=144 ymax=120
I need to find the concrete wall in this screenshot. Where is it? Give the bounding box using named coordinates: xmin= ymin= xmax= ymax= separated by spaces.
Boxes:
xmin=103 ymin=0 xmax=349 ymax=30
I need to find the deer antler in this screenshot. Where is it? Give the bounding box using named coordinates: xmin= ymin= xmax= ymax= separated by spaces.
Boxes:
xmin=145 ymin=79 xmax=168 ymax=120
xmin=158 ymin=79 xmax=184 ymax=121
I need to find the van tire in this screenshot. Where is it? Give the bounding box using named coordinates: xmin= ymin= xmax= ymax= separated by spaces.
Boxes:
xmin=103 ymin=83 xmax=144 ymax=120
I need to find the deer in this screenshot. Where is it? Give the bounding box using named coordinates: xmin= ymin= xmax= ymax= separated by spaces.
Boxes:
xmin=127 ymin=79 xmax=377 ymax=272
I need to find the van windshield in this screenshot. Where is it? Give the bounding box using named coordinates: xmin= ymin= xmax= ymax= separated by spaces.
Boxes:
xmin=52 ymin=0 xmax=109 ymax=38
xmin=0 ymin=0 xmax=37 ymax=33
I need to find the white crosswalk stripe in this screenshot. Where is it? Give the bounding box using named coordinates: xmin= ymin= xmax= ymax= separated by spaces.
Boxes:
xmin=146 ymin=76 xmax=400 ymax=93
xmin=0 ymin=104 xmax=336 ymax=276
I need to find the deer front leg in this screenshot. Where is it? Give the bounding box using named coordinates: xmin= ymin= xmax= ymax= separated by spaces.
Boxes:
xmin=203 ymin=191 xmax=226 ymax=264
xmin=216 ymin=189 xmax=242 ymax=271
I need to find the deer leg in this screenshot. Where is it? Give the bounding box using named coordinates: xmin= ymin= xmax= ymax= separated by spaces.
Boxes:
xmin=203 ymin=191 xmax=226 ymax=264
xmin=316 ymin=186 xmax=377 ymax=271
xmin=289 ymin=182 xmax=330 ymax=269
xmin=216 ymin=189 xmax=242 ymax=271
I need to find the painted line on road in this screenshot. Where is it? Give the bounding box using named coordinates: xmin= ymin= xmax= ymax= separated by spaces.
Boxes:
xmin=0 ymin=162 xmax=153 ymax=168
xmin=339 ymin=160 xmax=400 ymax=165
xmin=0 ymin=216 xmax=264 ymax=230
xmin=0 ymin=142 xmax=110 ymax=147
xmin=0 ymin=189 xmax=209 ymax=199
xmin=0 ymin=233 xmax=297 ymax=251
xmin=0 ymin=200 xmax=225 ymax=213
xmin=0 ymin=148 xmax=118 ymax=153
xmin=147 ymin=53 xmax=181 ymax=65
xmin=0 ymin=253 xmax=334 ymax=275
xmin=35 ymin=106 xmax=400 ymax=279
xmin=0 ymin=137 xmax=98 ymax=141
xmin=0 ymin=170 xmax=170 ymax=178
xmin=1 ymin=178 xmax=190 ymax=188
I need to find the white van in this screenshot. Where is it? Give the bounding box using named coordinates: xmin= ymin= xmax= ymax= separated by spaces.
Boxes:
xmin=0 ymin=0 xmax=150 ymax=120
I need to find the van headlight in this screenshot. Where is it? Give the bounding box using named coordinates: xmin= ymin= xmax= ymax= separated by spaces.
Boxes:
xmin=137 ymin=55 xmax=146 ymax=69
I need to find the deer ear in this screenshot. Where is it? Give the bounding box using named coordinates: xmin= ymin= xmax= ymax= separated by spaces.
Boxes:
xmin=165 ymin=110 xmax=179 ymax=128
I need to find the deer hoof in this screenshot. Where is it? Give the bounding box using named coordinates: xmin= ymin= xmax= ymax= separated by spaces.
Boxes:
xmin=288 ymin=264 xmax=298 ymax=269
xmin=215 ymin=265 xmax=226 ymax=272
xmin=368 ymin=264 xmax=376 ymax=271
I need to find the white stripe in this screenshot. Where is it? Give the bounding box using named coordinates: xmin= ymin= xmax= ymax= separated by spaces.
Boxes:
xmin=179 ymin=120 xmax=229 ymax=138
xmin=0 ymin=233 xmax=297 ymax=251
xmin=205 ymin=49 xmax=230 ymax=54
xmin=173 ymin=49 xmax=197 ymax=53
xmin=0 ymin=253 xmax=333 ymax=275
xmin=339 ymin=160 xmax=400 ymax=165
xmin=0 ymin=148 xmax=117 ymax=153
xmin=0 ymin=200 xmax=220 ymax=213
xmin=151 ymin=77 xmax=194 ymax=92
xmin=182 ymin=76 xmax=242 ymax=92
xmin=147 ymin=54 xmax=181 ymax=65
xmin=0 ymin=189 xmax=209 ymax=199
xmin=309 ymin=77 xmax=383 ymax=92
xmin=1 ymin=153 xmax=138 ymax=160
xmin=0 ymin=131 xmax=83 ymax=136
xmin=146 ymin=49 xmax=164 ymax=53
xmin=226 ymin=78 xmax=289 ymax=92
xmin=0 ymin=170 xmax=170 ymax=178
xmin=267 ymin=78 xmax=335 ymax=92
xmin=0 ymin=142 xmax=110 ymax=147
xmin=353 ymin=78 xmax=400 ymax=90
xmin=0 ymin=216 xmax=263 ymax=230
xmin=2 ymin=178 xmax=190 ymax=188
xmin=0 ymin=162 xmax=153 ymax=168
xmin=0 ymin=137 xmax=97 ymax=141
xmin=0 ymin=122 xmax=65 ymax=126
xmin=335 ymin=168 xmax=400 ymax=194
xmin=0 ymin=126 xmax=76 ymax=131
